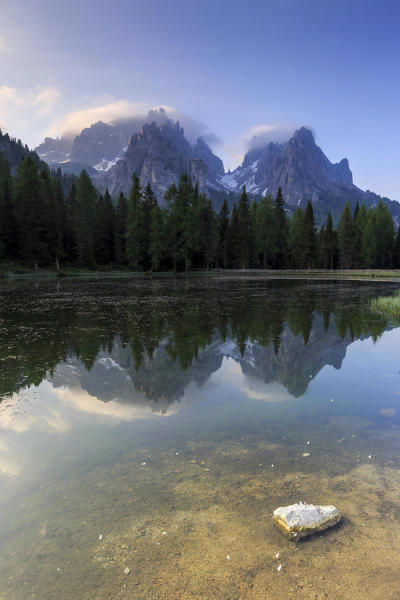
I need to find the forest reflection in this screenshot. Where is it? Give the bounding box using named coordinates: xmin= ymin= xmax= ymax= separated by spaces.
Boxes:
xmin=0 ymin=279 xmax=395 ymax=402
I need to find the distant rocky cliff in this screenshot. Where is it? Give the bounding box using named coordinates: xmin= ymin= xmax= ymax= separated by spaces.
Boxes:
xmin=220 ymin=128 xmax=353 ymax=204
xmin=35 ymin=111 xmax=400 ymax=222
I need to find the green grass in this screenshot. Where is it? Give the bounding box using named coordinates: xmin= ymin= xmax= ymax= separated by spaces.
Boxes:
xmin=370 ymin=289 xmax=400 ymax=317
xmin=2 ymin=262 xmax=400 ymax=281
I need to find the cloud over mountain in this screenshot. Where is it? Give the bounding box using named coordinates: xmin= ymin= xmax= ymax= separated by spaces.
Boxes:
xmin=46 ymin=98 xmax=219 ymax=148
xmin=244 ymin=122 xmax=301 ymax=151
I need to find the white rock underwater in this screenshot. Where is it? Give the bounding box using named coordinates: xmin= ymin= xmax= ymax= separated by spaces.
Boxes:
xmin=273 ymin=503 xmax=341 ymax=541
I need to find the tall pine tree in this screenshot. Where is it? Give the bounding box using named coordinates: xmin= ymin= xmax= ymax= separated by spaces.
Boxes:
xmin=73 ymin=170 xmax=97 ymax=268
xmin=114 ymin=192 xmax=128 ymax=265
xmin=126 ymin=173 xmax=143 ymax=270
xmin=273 ymin=187 xmax=288 ymax=268
xmin=337 ymin=202 xmax=354 ymax=268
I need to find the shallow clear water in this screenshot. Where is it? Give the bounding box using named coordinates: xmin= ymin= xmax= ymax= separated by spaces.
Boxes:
xmin=1 ymin=277 xmax=400 ymax=600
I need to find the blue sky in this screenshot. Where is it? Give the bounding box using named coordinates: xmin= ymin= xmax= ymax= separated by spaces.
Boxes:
xmin=0 ymin=0 xmax=399 ymax=198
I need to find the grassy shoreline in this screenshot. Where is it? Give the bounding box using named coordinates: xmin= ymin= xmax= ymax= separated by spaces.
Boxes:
xmin=2 ymin=264 xmax=400 ymax=281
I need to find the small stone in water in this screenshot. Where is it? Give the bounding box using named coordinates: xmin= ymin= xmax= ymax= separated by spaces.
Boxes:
xmin=273 ymin=503 xmax=341 ymax=541
xmin=302 ymin=452 xmax=311 ymax=457
xmin=98 ymin=534 xmax=102 ymax=540
xmin=141 ymin=462 xmax=146 ymax=466
xmin=226 ymin=554 xmax=230 ymax=560
xmin=275 ymin=552 xmax=280 ymax=558
xmin=124 ymin=567 xmax=131 ymax=575
xmin=277 ymin=564 xmax=282 ymax=571
xmin=368 ymin=455 xmax=372 ymax=459
xmin=162 ymin=531 xmax=167 ymax=535
xmin=271 ymin=464 xmax=274 ymax=468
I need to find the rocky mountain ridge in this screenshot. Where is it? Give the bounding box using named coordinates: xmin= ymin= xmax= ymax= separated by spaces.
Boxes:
xmin=220 ymin=128 xmax=353 ymax=204
xmin=219 ymin=127 xmax=400 ymax=223
xmin=34 ymin=112 xmax=400 ymax=222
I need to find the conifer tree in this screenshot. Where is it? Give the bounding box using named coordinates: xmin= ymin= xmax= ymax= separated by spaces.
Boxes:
xmin=321 ymin=211 xmax=337 ymax=269
xmin=301 ymin=201 xmax=317 ymax=269
xmin=226 ymin=203 xmax=240 ymax=268
xmin=316 ymin=224 xmax=325 ymax=268
xmin=114 ymin=192 xmax=128 ymax=265
xmin=140 ymin=182 xmax=158 ymax=270
xmin=149 ymin=203 xmax=165 ymax=271
xmin=0 ymin=153 xmax=18 ymax=260
xmin=394 ymin=226 xmax=400 ymax=268
xmin=40 ymin=166 xmax=64 ymax=270
xmin=126 ymin=173 xmax=143 ymax=270
xmin=64 ymin=183 xmax=77 ymax=263
xmin=352 ymin=202 xmax=361 ymax=268
xmin=337 ymin=202 xmax=354 ymax=268
xmin=53 ymin=178 xmax=67 ymax=269
xmin=187 ymin=182 xmax=202 ymax=268
xmin=73 ymin=169 xmax=97 ymax=268
xmin=361 ymin=213 xmax=377 ymax=267
xmin=255 ymin=194 xmax=276 ymax=268
xmin=218 ymin=198 xmax=230 ymax=268
xmin=13 ymin=156 xmax=48 ymax=268
xmin=166 ymin=175 xmax=193 ymax=272
xmin=288 ymin=207 xmax=305 ymax=268
xmin=200 ymin=199 xmax=218 ymax=270
xmin=374 ymin=200 xmax=395 ymax=268
xmin=353 ymin=204 xmax=368 ymax=268
xmin=250 ymin=200 xmax=260 ymax=268
xmin=274 ymin=187 xmax=288 ymax=268
xmin=237 ymin=187 xmax=252 ymax=268
xmin=94 ymin=189 xmax=115 ymax=265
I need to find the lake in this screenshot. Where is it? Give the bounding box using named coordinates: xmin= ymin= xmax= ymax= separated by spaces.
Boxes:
xmin=1 ymin=277 xmax=400 ymax=600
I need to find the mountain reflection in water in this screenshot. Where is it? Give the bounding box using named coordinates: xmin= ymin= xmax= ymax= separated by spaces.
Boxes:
xmin=0 ymin=278 xmax=396 ymax=409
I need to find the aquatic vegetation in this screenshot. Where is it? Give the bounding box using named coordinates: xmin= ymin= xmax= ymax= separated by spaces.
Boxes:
xmin=370 ymin=289 xmax=400 ymax=317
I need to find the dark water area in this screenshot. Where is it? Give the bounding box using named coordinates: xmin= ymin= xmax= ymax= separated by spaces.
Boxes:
xmin=1 ymin=277 xmax=400 ymax=600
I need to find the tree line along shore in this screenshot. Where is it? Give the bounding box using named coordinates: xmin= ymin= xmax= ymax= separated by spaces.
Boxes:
xmin=1 ymin=153 xmax=400 ymax=273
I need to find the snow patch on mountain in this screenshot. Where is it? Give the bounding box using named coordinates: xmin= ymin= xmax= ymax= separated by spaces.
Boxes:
xmin=219 ymin=171 xmax=240 ymax=191
xmin=94 ymin=157 xmax=122 ymax=171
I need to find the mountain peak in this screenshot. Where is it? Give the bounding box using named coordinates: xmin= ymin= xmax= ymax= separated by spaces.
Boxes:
xmin=291 ymin=127 xmax=315 ymax=145
xmin=219 ymin=125 xmax=354 ymax=204
xmin=99 ymin=117 xmax=227 ymax=200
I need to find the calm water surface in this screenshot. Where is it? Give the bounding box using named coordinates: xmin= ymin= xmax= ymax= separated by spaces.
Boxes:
xmin=1 ymin=277 xmax=400 ymax=600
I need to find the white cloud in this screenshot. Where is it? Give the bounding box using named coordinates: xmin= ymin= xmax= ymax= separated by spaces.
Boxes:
xmin=45 ymin=98 xmax=217 ymax=146
xmin=244 ymin=122 xmax=299 ymax=151
xmin=0 ymin=83 xmax=221 ymax=152
xmin=47 ymin=99 xmax=152 ymax=137
xmin=221 ymin=122 xmax=302 ymax=170
xmin=33 ymin=87 xmax=61 ymax=117
xmin=0 ymin=87 xmax=298 ymax=170
xmin=0 ymin=85 xmax=61 ymax=140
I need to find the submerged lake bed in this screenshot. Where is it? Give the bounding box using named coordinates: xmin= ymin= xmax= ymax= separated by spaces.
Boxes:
xmin=1 ymin=277 xmax=400 ymax=599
